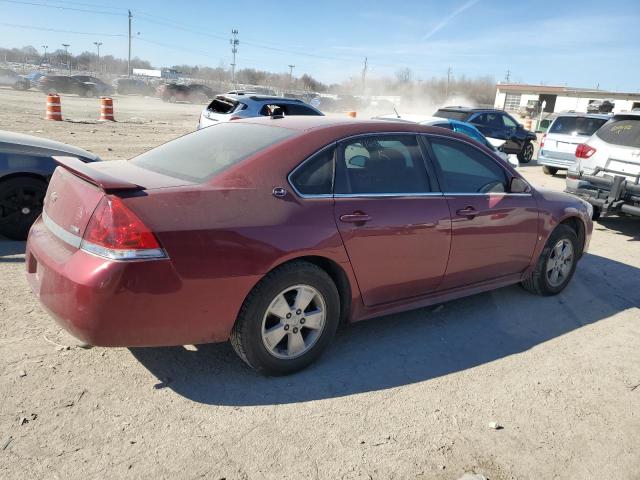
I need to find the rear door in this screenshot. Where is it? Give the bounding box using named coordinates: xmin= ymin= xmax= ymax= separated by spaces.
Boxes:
xmin=424 ymin=135 xmax=539 ymax=289
xmin=333 ymin=134 xmax=452 ymax=306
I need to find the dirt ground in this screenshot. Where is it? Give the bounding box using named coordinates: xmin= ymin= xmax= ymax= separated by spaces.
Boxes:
xmin=1 ymin=87 xmax=639 ymax=480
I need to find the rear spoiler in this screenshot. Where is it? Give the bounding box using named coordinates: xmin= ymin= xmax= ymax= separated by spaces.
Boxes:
xmin=52 ymin=156 xmax=143 ymax=192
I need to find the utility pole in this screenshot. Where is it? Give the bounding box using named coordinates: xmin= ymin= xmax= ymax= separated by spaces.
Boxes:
xmin=505 ymin=69 xmax=511 ymax=82
xmin=230 ymin=29 xmax=239 ymax=84
xmin=288 ymin=64 xmax=295 ymax=85
xmin=128 ymin=10 xmax=132 ymax=77
xmin=41 ymin=44 xmax=48 ymax=65
xmin=93 ymin=41 xmax=102 ymax=75
xmin=445 ymin=66 xmax=452 ymax=98
xmin=361 ymin=57 xmax=368 ymax=93
xmin=62 ymin=43 xmax=70 ymax=75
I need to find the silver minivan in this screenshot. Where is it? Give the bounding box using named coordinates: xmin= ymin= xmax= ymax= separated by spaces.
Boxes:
xmin=538 ymin=113 xmax=610 ymax=175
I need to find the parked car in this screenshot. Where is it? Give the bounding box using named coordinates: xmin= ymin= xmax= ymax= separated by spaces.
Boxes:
xmin=587 ymin=100 xmax=615 ymax=114
xmin=538 ymin=113 xmax=610 ymax=175
xmin=373 ymin=113 xmax=519 ymax=168
xmin=71 ymin=75 xmax=113 ymax=96
xmin=25 ymin=71 xmax=46 ymax=84
xmin=113 ymin=78 xmax=153 ymax=96
xmin=566 ymin=112 xmax=640 ymax=219
xmin=0 ymin=67 xmax=30 ymax=90
xmin=38 ymin=75 xmax=98 ymax=97
xmin=198 ymin=94 xmax=323 ymax=129
xmin=157 ymin=83 xmax=214 ymax=103
xmin=0 ymin=130 xmax=100 ymax=240
xmin=25 ymin=117 xmax=592 ymax=375
xmin=434 ymin=106 xmax=538 ymax=163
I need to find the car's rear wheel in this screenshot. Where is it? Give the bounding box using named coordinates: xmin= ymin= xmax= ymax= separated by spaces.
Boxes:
xmin=230 ymin=261 xmax=340 ymax=375
xmin=0 ymin=177 xmax=47 ymax=240
xmin=521 ymin=224 xmax=579 ymax=296
xmin=518 ymin=141 xmax=534 ymax=163
xmin=542 ymin=166 xmax=558 ymax=175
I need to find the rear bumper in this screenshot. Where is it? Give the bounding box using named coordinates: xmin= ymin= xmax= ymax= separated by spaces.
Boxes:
xmin=538 ymin=152 xmax=574 ymax=169
xmin=565 ymin=169 xmax=640 ymax=217
xmin=25 ymin=216 xmax=261 ymax=347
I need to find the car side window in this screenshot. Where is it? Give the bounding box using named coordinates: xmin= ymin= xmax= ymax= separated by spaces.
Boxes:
xmin=289 ymin=147 xmax=335 ymax=195
xmin=501 ymin=114 xmax=517 ymax=128
xmin=260 ymin=104 xmax=286 ymax=116
xmin=428 ymin=137 xmax=507 ymax=193
xmin=336 ymin=135 xmax=430 ymax=194
xmin=286 ymin=104 xmax=321 ymax=116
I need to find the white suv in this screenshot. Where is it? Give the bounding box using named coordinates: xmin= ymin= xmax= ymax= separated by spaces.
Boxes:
xmin=566 ymin=112 xmax=640 ymax=219
xmin=538 ymin=113 xmax=610 ymax=175
xmin=197 ymin=93 xmax=323 ymax=129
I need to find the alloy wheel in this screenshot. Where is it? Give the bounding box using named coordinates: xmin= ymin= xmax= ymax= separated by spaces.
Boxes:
xmin=545 ymin=239 xmax=574 ymax=287
xmin=261 ymin=284 xmax=327 ymax=359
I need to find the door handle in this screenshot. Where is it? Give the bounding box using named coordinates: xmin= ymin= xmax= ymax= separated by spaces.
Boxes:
xmin=456 ymin=206 xmax=477 ymax=219
xmin=339 ymin=212 xmax=372 ymax=223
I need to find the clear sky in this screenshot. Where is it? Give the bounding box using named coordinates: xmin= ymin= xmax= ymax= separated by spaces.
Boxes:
xmin=2 ymin=0 xmax=639 ymax=91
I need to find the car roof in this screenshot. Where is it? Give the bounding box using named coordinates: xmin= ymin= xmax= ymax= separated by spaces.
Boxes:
xmin=220 ymin=93 xmax=304 ymax=103
xmin=373 ymin=114 xmax=448 ymax=124
xmin=0 ymin=130 xmax=100 ymax=162
xmin=549 ymin=112 xmax=612 ymax=120
xmin=436 ymin=106 xmax=502 ymax=114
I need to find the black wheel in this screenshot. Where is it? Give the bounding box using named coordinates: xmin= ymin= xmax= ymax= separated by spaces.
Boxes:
xmin=518 ymin=141 xmax=534 ymax=163
xmin=230 ymin=261 xmax=340 ymax=375
xmin=13 ymin=81 xmax=30 ymax=91
xmin=521 ymin=224 xmax=579 ymax=296
xmin=0 ymin=177 xmax=47 ymax=240
xmin=591 ymin=206 xmax=601 ymax=221
xmin=542 ymin=166 xmax=558 ymax=175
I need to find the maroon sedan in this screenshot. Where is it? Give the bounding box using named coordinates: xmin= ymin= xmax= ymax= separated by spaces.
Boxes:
xmin=25 ymin=117 xmax=592 ymax=375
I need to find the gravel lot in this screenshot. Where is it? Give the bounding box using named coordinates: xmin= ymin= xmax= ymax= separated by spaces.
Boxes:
xmin=1 ymin=87 xmax=639 ymax=480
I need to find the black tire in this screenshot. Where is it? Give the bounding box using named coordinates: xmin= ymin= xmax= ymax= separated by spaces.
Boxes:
xmin=13 ymin=81 xmax=30 ymax=91
xmin=230 ymin=261 xmax=340 ymax=375
xmin=591 ymin=206 xmax=601 ymax=221
xmin=521 ymin=224 xmax=579 ymax=296
xmin=0 ymin=177 xmax=47 ymax=240
xmin=518 ymin=141 xmax=534 ymax=163
xmin=542 ymin=166 xmax=558 ymax=175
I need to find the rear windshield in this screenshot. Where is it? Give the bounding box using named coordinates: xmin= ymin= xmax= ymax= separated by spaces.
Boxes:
xmin=207 ymin=96 xmax=239 ymax=114
xmin=549 ymin=116 xmax=607 ymax=136
xmin=596 ymin=117 xmax=640 ymax=148
xmin=433 ymin=109 xmax=470 ymax=121
xmin=131 ymin=123 xmax=296 ymax=182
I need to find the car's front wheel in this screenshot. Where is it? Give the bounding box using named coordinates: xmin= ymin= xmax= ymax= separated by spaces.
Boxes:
xmin=230 ymin=261 xmax=340 ymax=375
xmin=0 ymin=177 xmax=47 ymax=240
xmin=518 ymin=141 xmax=534 ymax=163
xmin=521 ymin=224 xmax=579 ymax=296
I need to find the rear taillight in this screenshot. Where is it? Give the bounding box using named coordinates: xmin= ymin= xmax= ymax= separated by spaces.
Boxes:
xmin=81 ymin=196 xmax=166 ymax=260
xmin=540 ymin=133 xmax=547 ymax=149
xmin=575 ymin=143 xmax=596 ymax=159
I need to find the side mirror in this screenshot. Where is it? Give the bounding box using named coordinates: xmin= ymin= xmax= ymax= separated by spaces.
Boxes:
xmin=509 ymin=176 xmax=531 ymax=193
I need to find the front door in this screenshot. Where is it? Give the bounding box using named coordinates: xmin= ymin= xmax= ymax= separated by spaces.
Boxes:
xmin=425 ymin=136 xmax=539 ymax=289
xmin=333 ymin=134 xmax=452 ymax=306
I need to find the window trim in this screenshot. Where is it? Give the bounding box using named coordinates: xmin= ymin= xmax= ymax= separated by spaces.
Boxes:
xmin=421 ymin=133 xmax=532 ymax=196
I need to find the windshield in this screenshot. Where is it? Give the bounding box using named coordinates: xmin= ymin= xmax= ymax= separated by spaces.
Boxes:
xmin=433 ymin=109 xmax=469 ymax=121
xmin=207 ymin=96 xmax=240 ymax=114
xmin=131 ymin=123 xmax=296 ymax=182
xmin=549 ymin=116 xmax=608 ymax=136
xmin=596 ymin=116 xmax=640 ymax=148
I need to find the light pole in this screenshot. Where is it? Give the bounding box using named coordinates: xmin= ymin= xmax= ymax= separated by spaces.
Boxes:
xmin=288 ymin=64 xmax=295 ymax=89
xmin=62 ymin=43 xmax=70 ymax=75
xmin=93 ymin=41 xmax=102 ymax=75
xmin=230 ymin=29 xmax=239 ymax=84
xmin=41 ymin=44 xmax=48 ymax=65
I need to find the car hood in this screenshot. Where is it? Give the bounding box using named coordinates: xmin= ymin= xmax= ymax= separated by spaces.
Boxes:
xmin=0 ymin=130 xmax=101 ymax=162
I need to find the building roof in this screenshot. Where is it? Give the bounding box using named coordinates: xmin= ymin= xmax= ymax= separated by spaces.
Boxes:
xmin=496 ymin=83 xmax=640 ymax=100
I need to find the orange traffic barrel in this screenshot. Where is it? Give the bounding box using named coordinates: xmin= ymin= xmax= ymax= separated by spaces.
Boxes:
xmin=99 ymin=97 xmax=115 ymax=121
xmin=347 ymin=111 xmax=357 ymax=118
xmin=45 ymin=94 xmax=62 ymax=121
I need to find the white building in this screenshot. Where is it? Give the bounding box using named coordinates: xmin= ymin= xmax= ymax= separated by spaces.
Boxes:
xmin=494 ymin=83 xmax=640 ymax=115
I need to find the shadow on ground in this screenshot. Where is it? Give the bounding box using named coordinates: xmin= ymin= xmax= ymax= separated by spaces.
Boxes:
xmin=596 ymin=217 xmax=640 ymax=241
xmin=131 ymin=253 xmax=640 ymax=406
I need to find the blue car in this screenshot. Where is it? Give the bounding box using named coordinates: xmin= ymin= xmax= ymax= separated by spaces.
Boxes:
xmin=0 ymin=131 xmax=100 ymax=240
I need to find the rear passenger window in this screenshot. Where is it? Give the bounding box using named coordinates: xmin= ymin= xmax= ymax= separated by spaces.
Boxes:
xmin=290 ymin=147 xmax=334 ymax=195
xmin=429 ymin=138 xmax=507 ymax=193
xmin=286 ymin=104 xmax=321 ymax=116
xmin=336 ymin=135 xmax=430 ymax=194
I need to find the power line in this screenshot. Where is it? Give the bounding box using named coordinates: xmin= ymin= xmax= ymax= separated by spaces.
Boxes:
xmin=0 ymin=0 xmax=125 ymax=15
xmin=0 ymin=21 xmax=126 ymax=37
